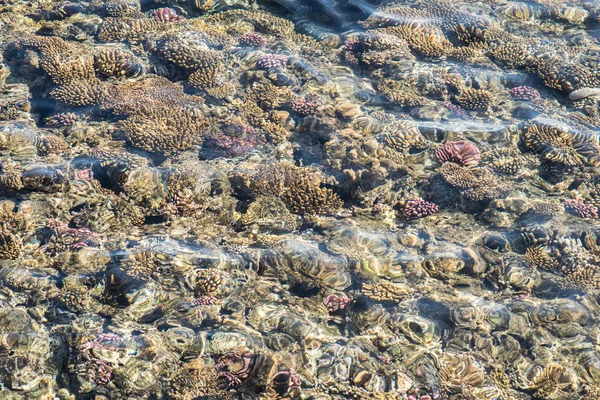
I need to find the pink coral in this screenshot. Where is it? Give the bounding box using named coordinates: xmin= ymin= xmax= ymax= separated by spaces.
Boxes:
xmin=216 ymin=350 xmax=255 ymax=388
xmin=510 ymin=86 xmax=540 ymax=100
xmin=192 ymin=295 xmax=219 ymax=306
xmin=435 ymin=140 xmax=481 ymax=167
xmin=81 ymin=333 xmax=123 ymax=352
xmin=564 ymin=199 xmax=598 ymax=219
xmin=291 ymin=95 xmax=318 ymax=116
xmin=444 ymin=102 xmax=467 ymax=116
xmin=207 ymin=132 xmax=266 ymax=157
xmin=239 ymin=33 xmax=266 ymax=48
xmin=92 ymin=358 xmax=114 ymax=386
xmin=257 ymin=54 xmax=288 ymax=70
xmin=153 ymin=7 xmax=185 ymax=23
xmin=323 ymin=293 xmax=351 ymax=312
xmin=46 ymin=112 xmax=77 ymax=127
xmin=399 ymin=199 xmax=438 ymax=220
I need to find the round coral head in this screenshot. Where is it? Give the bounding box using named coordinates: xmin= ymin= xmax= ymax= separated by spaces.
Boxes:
xmin=435 ymin=140 xmax=481 ymax=167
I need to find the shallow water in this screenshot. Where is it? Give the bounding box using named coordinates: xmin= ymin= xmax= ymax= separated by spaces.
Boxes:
xmin=0 ymin=0 xmax=599 ymax=399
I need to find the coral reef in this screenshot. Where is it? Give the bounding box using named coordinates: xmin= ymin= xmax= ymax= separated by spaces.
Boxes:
xmin=0 ymin=0 xmax=599 ymax=399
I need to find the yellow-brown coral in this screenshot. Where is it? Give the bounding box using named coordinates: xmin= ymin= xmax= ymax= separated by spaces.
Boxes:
xmin=250 ymin=162 xmax=342 ymax=215
xmin=522 ymin=122 xmax=600 ymax=166
xmin=50 ymin=79 xmax=111 ymax=107
xmin=456 ymin=88 xmax=494 ymax=111
xmin=0 ymin=230 xmax=21 ymax=259
xmin=94 ymin=48 xmax=145 ymax=79
xmin=362 ymin=281 xmax=412 ymax=302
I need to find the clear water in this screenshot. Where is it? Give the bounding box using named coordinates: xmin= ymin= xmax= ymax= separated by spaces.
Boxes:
xmin=0 ymin=0 xmax=599 ymax=399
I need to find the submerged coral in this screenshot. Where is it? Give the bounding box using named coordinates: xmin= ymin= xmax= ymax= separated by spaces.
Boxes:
xmin=250 ymin=162 xmax=342 ymax=216
xmin=0 ymin=0 xmax=600 ymax=399
xmin=435 ymin=140 xmax=481 ymax=167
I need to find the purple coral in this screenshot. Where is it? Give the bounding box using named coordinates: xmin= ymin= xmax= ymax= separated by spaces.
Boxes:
xmin=192 ymin=295 xmax=219 ymax=306
xmin=46 ymin=112 xmax=77 ymax=127
xmin=219 ymin=371 xmax=242 ymax=389
xmin=238 ymin=33 xmax=266 ymax=48
xmin=45 ymin=219 xmax=99 ymax=254
xmin=399 ymin=199 xmax=438 ymax=221
xmin=341 ymin=40 xmax=360 ymax=64
xmin=291 ymin=95 xmax=318 ymax=116
xmin=153 ymin=7 xmax=185 ymax=23
xmin=93 ymin=358 xmax=114 ymax=386
xmin=323 ymin=293 xmax=351 ymax=313
xmin=216 ymin=350 xmax=255 ymax=388
xmin=564 ymin=199 xmax=598 ymax=219
xmin=444 ymin=102 xmax=467 ymax=117
xmin=407 ymin=391 xmax=442 ymax=400
xmin=435 ymin=140 xmax=481 ymax=167
xmin=257 ymin=54 xmax=288 ymax=70
xmin=510 ymin=86 xmax=540 ymax=100
xmin=207 ymin=131 xmax=266 ymax=157
xmin=81 ymin=333 xmax=123 ymax=352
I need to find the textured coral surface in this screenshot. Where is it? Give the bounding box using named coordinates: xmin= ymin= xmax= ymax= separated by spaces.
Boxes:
xmin=0 ymin=0 xmax=599 ymax=399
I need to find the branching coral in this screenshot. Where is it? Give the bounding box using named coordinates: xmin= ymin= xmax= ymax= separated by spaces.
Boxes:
xmin=105 ymin=0 xmax=142 ymax=17
xmin=40 ymin=52 xmax=96 ymax=86
xmin=524 ymin=246 xmax=557 ymax=270
xmin=94 ymin=48 xmax=145 ymax=79
xmin=14 ymin=35 xmax=72 ymax=57
xmin=50 ymin=79 xmax=111 ymax=107
xmin=228 ymin=98 xmax=289 ymax=144
xmin=378 ymin=120 xmax=429 ymax=155
xmin=0 ymin=229 xmax=21 ymax=259
xmin=439 ymin=162 xmax=506 ymax=202
xmin=121 ymin=106 xmax=206 ymax=155
xmin=250 ymin=162 xmax=342 ymax=215
xmin=156 ymin=34 xmax=226 ymax=90
xmin=101 ymin=76 xmax=208 ymax=154
xmin=342 ymin=31 xmax=414 ymax=71
xmin=362 ymin=281 xmax=412 ymax=302
xmin=240 ymin=196 xmax=299 ymax=232
xmin=379 ymin=24 xmax=454 ymax=60
xmin=163 ymin=170 xmax=207 ymax=217
xmin=37 ymin=134 xmax=68 ymax=155
xmin=97 ymin=17 xmax=160 ymax=43
xmin=376 ymin=78 xmax=428 ymax=107
xmin=204 ymin=10 xmax=294 ymax=38
xmin=524 ymin=56 xmax=597 ymax=93
xmin=247 ymin=82 xmax=294 ymax=110
xmin=482 ymin=147 xmax=525 ymax=175
xmin=193 ymin=270 xmax=225 ymax=296
xmin=455 ymin=88 xmax=494 ymax=111
xmin=487 ymin=40 xmax=531 ymax=69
